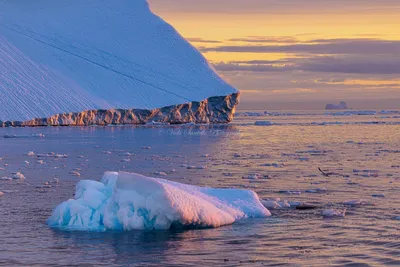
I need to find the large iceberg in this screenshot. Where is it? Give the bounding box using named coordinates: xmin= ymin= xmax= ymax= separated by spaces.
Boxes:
xmin=48 ymin=172 xmax=270 ymax=231
xmin=0 ymin=0 xmax=238 ymax=125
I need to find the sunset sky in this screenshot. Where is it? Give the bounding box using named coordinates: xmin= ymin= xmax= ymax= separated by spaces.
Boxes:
xmin=149 ymin=0 xmax=400 ymax=109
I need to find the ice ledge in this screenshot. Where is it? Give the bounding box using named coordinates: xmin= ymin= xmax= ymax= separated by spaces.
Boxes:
xmin=0 ymin=93 xmax=239 ymax=127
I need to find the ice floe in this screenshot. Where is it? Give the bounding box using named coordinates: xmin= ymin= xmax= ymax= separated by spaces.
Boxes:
xmin=244 ymin=173 xmax=271 ymax=180
xmin=261 ymin=200 xmax=283 ymax=210
xmin=247 ymin=174 xmax=260 ymax=180
xmin=187 ymin=165 xmax=207 ymax=170
xmin=261 ymin=199 xmax=291 ymax=210
xmin=254 ymin=121 xmax=274 ymax=126
xmin=69 ymin=171 xmax=81 ymax=177
xmin=344 ymin=199 xmax=369 ymax=206
xmin=12 ymin=172 xmax=25 ymax=180
xmin=260 ymin=163 xmax=285 ymax=168
xmin=278 ymin=190 xmax=302 ymax=195
xmin=371 ymin=194 xmax=385 ymax=198
xmin=47 ymin=171 xmax=270 ymax=231
xmin=119 ymin=152 xmax=134 ymax=157
xmin=37 ymin=153 xmax=68 ymax=158
xmin=322 ymin=209 xmax=346 ymax=218
xmin=305 ymin=188 xmax=328 ymax=194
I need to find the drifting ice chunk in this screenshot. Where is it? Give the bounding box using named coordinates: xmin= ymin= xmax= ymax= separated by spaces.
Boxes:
xmin=187 ymin=165 xmax=207 ymax=170
xmin=261 ymin=199 xmax=291 ymax=210
xmin=322 ymin=209 xmax=346 ymax=217
xmin=371 ymin=193 xmax=385 ymax=198
xmin=344 ymin=199 xmax=368 ymax=206
xmin=48 ymin=172 xmax=270 ymax=231
xmin=255 ymin=121 xmax=274 ymax=126
xmin=306 ymin=188 xmax=327 ymax=194
xmin=261 ymin=200 xmax=282 ymax=210
xmin=69 ymin=171 xmax=81 ymax=177
xmin=37 ymin=153 xmax=68 ymax=158
xmin=12 ymin=172 xmax=25 ymax=180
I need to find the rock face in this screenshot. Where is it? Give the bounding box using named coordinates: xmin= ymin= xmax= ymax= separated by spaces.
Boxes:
xmin=0 ymin=93 xmax=239 ymax=127
xmin=325 ymin=101 xmax=348 ymax=110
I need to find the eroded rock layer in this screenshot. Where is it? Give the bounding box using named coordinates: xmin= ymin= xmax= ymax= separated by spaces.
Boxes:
xmin=0 ymin=93 xmax=239 ymax=127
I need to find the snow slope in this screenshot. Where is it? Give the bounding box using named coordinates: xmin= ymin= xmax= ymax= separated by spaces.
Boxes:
xmin=48 ymin=172 xmax=270 ymax=231
xmin=0 ymin=0 xmax=237 ymax=121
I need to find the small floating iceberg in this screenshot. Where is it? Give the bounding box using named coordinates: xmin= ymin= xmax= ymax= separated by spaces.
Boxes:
xmin=48 ymin=172 xmax=270 ymax=231
xmin=322 ymin=209 xmax=346 ymax=218
xmin=254 ymin=121 xmax=274 ymax=126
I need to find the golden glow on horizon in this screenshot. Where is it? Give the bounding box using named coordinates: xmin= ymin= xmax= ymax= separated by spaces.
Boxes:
xmin=315 ymin=79 xmax=400 ymax=86
xmin=164 ymin=12 xmax=400 ymax=63
xmin=149 ymin=1 xmax=400 ymax=103
xmin=158 ymin=12 xmax=400 ymax=42
xmin=204 ymin=52 xmax=293 ymax=63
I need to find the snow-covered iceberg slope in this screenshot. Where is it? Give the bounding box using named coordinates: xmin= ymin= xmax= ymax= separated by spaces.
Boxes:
xmin=0 ymin=0 xmax=238 ymax=123
xmin=48 ymin=172 xmax=270 ymax=231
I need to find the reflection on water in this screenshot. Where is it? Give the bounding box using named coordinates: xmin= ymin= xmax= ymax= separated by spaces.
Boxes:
xmin=0 ymin=111 xmax=399 ymax=266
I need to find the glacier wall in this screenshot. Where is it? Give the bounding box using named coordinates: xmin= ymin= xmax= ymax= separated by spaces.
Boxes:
xmin=0 ymin=93 xmax=239 ymax=127
xmin=0 ymin=0 xmax=238 ymax=122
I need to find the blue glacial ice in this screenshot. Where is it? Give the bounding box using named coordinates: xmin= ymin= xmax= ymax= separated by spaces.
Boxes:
xmin=48 ymin=172 xmax=270 ymax=231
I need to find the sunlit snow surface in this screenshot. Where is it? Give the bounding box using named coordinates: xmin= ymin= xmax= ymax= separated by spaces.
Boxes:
xmin=48 ymin=171 xmax=270 ymax=231
xmin=0 ymin=0 xmax=236 ymax=121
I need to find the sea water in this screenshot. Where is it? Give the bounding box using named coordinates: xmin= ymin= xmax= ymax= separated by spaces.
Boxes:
xmin=0 ymin=110 xmax=399 ymax=266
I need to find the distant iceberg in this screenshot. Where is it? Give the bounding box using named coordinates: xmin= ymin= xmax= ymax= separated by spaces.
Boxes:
xmin=0 ymin=0 xmax=238 ymax=126
xmin=48 ymin=172 xmax=270 ymax=231
xmin=325 ymin=101 xmax=348 ymax=110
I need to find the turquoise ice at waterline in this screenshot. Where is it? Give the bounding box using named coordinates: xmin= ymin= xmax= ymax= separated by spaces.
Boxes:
xmin=47 ymin=171 xmax=271 ymax=231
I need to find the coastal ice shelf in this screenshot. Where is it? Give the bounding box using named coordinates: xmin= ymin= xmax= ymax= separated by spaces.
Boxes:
xmin=0 ymin=0 xmax=238 ymax=123
xmin=47 ymin=172 xmax=271 ymax=231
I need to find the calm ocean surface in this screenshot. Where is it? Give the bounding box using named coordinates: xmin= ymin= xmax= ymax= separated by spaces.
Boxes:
xmin=0 ymin=110 xmax=399 ymax=266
